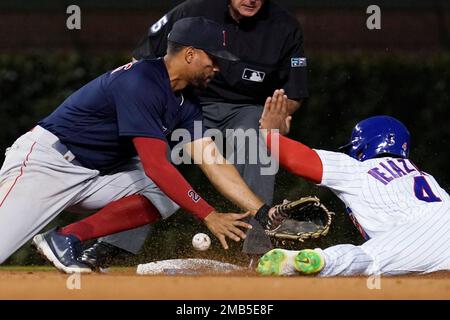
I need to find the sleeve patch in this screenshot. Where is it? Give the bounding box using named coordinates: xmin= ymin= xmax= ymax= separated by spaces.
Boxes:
xmin=291 ymin=57 xmax=307 ymax=68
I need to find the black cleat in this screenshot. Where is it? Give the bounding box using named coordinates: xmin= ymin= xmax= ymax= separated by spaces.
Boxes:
xmin=32 ymin=228 xmax=92 ymax=274
xmin=78 ymin=241 xmax=125 ymax=270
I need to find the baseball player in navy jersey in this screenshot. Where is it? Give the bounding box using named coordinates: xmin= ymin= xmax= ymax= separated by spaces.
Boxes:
xmin=81 ymin=0 xmax=309 ymax=267
xmin=255 ymin=90 xmax=449 ymax=276
xmin=0 ymin=17 xmax=274 ymax=273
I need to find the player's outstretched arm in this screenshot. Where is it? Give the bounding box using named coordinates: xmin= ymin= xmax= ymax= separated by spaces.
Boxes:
xmin=184 ymin=137 xmax=265 ymax=215
xmin=259 ymin=89 xmax=323 ymax=184
xmin=203 ymin=211 xmax=252 ymax=250
xmin=268 ymin=133 xmax=323 ymax=184
xmin=134 ymin=137 xmax=252 ymax=249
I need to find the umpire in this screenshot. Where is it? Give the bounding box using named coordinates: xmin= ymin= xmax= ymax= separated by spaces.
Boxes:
xmin=80 ymin=0 xmax=308 ymax=268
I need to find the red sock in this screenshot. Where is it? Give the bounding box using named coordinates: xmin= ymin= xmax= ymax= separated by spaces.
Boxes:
xmin=60 ymin=195 xmax=161 ymax=241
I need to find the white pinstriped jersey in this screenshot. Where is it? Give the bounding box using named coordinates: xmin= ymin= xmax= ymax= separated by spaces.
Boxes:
xmin=315 ymin=150 xmax=450 ymax=239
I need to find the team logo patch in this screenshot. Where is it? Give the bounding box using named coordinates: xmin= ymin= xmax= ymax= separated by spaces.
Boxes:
xmin=242 ymin=68 xmax=265 ymax=82
xmin=291 ymin=57 xmax=307 ymax=67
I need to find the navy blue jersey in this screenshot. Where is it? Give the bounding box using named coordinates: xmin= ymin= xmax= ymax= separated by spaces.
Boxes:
xmin=38 ymin=59 xmax=204 ymax=173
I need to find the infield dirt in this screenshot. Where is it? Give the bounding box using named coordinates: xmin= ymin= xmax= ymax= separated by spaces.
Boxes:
xmin=0 ymin=269 xmax=448 ymax=299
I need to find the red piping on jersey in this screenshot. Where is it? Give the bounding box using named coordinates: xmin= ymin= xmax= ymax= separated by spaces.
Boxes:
xmin=222 ymin=30 xmax=227 ymax=46
xmin=267 ymin=133 xmax=323 ymax=184
xmin=0 ymin=142 xmax=36 ymax=208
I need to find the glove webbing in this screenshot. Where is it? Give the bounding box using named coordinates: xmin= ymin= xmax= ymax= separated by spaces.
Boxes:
xmin=266 ymin=196 xmax=334 ymax=242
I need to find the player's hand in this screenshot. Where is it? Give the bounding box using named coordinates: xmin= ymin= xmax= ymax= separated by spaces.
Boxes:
xmin=259 ymin=89 xmax=292 ymax=135
xmin=203 ymin=211 xmax=252 ymax=250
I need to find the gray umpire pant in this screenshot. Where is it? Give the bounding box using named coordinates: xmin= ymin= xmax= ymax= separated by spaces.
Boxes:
xmin=99 ymin=102 xmax=275 ymax=254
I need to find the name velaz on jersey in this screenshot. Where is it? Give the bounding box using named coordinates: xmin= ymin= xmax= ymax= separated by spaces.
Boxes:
xmin=368 ymin=159 xmax=422 ymax=185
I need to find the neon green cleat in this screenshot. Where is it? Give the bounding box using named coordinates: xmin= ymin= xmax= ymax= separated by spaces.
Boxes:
xmin=293 ymin=249 xmax=325 ymax=275
xmin=256 ymin=249 xmax=298 ymax=276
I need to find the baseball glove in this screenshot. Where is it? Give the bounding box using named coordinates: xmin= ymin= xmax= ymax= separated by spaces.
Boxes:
xmin=265 ymin=196 xmax=334 ymax=242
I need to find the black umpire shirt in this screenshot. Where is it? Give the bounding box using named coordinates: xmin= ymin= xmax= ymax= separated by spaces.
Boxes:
xmin=133 ymin=0 xmax=308 ymax=106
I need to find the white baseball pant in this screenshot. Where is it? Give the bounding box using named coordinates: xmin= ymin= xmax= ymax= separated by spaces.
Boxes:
xmin=0 ymin=126 xmax=179 ymax=263
xmin=317 ymin=207 xmax=450 ymax=276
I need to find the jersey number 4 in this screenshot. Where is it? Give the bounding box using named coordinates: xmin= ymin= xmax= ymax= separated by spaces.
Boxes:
xmin=414 ymin=176 xmax=442 ymax=203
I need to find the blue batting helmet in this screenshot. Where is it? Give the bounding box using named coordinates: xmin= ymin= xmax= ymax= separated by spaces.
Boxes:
xmin=339 ymin=115 xmax=410 ymax=161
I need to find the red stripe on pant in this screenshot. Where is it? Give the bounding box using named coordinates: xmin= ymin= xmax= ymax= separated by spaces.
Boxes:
xmin=0 ymin=142 xmax=36 ymax=208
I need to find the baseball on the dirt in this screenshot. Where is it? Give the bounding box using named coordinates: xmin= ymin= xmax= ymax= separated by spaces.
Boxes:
xmin=192 ymin=233 xmax=211 ymax=251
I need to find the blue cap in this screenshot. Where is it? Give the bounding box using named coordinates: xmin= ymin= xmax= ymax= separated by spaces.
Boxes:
xmin=168 ymin=17 xmax=239 ymax=62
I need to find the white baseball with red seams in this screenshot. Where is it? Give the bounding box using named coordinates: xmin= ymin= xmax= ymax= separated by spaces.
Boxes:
xmin=192 ymin=233 xmax=211 ymax=251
